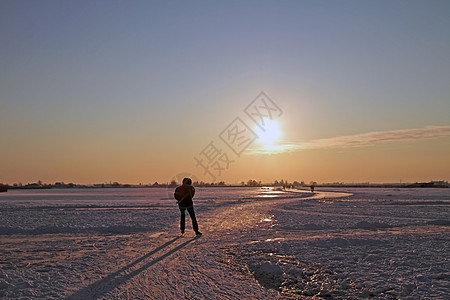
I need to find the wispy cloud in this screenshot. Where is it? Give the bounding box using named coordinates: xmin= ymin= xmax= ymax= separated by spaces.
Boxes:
xmin=249 ymin=125 xmax=450 ymax=154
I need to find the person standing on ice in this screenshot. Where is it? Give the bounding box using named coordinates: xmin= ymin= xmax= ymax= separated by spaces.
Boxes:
xmin=174 ymin=178 xmax=202 ymax=236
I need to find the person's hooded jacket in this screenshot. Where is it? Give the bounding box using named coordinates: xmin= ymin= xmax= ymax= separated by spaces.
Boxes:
xmin=174 ymin=184 xmax=195 ymax=207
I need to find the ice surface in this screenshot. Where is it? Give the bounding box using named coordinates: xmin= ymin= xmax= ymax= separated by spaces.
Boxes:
xmin=0 ymin=187 xmax=448 ymax=298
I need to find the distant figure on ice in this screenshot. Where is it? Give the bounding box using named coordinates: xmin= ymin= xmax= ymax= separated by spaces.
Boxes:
xmin=310 ymin=185 xmax=315 ymax=192
xmin=174 ymin=178 xmax=202 ymax=236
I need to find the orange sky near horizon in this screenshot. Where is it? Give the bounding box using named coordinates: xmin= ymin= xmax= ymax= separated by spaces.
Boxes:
xmin=2 ymin=131 xmax=449 ymax=185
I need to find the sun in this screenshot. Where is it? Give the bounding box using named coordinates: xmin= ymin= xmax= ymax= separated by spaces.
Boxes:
xmin=257 ymin=120 xmax=281 ymax=146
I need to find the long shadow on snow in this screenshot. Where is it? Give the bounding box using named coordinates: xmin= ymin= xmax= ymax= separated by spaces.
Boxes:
xmin=66 ymin=236 xmax=197 ymax=299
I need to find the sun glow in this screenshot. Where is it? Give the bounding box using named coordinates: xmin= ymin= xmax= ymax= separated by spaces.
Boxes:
xmin=257 ymin=120 xmax=281 ymax=146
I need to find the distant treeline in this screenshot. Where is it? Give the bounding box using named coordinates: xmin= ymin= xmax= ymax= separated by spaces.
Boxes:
xmin=1 ymin=180 xmax=448 ymax=189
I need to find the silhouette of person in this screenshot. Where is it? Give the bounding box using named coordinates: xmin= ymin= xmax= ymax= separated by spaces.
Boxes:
xmin=174 ymin=178 xmax=202 ymax=236
xmin=310 ymin=185 xmax=315 ymax=192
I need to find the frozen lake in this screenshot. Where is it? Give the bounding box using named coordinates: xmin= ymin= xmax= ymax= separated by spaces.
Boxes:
xmin=0 ymin=187 xmax=448 ymax=298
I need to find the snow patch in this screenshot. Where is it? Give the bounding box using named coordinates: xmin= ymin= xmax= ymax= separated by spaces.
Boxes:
xmin=248 ymin=260 xmax=283 ymax=290
xmin=221 ymin=247 xmax=368 ymax=298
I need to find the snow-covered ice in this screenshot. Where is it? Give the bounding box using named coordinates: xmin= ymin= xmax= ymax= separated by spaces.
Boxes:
xmin=0 ymin=187 xmax=448 ymax=299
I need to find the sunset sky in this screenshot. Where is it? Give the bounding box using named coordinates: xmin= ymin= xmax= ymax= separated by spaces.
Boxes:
xmin=1 ymin=1 xmax=449 ymax=185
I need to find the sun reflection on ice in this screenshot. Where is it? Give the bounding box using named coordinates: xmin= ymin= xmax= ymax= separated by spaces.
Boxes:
xmin=258 ymin=186 xmax=286 ymax=198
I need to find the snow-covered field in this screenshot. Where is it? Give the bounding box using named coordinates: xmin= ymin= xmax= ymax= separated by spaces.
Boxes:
xmin=0 ymin=187 xmax=448 ymax=299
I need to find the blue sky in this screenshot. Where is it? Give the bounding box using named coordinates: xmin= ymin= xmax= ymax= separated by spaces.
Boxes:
xmin=1 ymin=1 xmax=449 ymax=183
